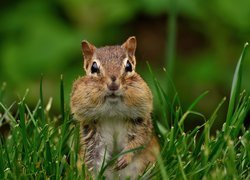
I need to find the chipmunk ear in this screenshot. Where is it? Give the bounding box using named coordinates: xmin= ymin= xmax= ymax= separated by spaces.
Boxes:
xmin=81 ymin=40 xmax=96 ymax=71
xmin=122 ymin=36 xmax=137 ymax=59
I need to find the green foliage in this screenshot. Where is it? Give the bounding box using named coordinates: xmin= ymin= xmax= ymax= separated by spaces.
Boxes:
xmin=0 ymin=76 xmax=82 ymax=179
xmin=0 ymin=43 xmax=249 ymax=179
xmin=1 ymin=0 xmax=250 ymax=113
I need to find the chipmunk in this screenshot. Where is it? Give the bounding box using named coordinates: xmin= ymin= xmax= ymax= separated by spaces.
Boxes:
xmin=70 ymin=36 xmax=159 ymax=179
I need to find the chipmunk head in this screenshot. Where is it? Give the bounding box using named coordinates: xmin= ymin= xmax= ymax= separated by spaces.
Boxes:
xmin=71 ymin=36 xmax=152 ymax=119
xmin=81 ymin=37 xmax=137 ymax=102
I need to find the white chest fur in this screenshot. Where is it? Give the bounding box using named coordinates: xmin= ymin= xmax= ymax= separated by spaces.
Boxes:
xmin=92 ymin=99 xmax=130 ymax=170
xmin=98 ymin=117 xmax=128 ymax=153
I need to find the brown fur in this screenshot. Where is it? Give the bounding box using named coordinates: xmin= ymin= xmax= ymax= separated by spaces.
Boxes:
xmin=71 ymin=37 xmax=159 ymax=179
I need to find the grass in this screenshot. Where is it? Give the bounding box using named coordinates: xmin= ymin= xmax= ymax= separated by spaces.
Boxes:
xmin=0 ymin=43 xmax=249 ymax=179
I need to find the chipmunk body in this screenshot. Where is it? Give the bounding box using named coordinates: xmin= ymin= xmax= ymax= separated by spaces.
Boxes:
xmin=70 ymin=37 xmax=159 ymax=179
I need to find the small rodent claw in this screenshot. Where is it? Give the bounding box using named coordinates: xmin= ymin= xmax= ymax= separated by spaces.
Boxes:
xmin=115 ymin=157 xmax=128 ymax=170
xmin=114 ymin=154 xmax=131 ymax=171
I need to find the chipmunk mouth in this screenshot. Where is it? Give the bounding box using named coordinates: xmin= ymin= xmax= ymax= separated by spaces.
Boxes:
xmin=108 ymin=93 xmax=117 ymax=98
xmin=105 ymin=91 xmax=122 ymax=101
xmin=106 ymin=93 xmax=119 ymax=98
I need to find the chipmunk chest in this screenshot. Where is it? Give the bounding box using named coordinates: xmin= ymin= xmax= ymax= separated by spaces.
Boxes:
xmin=98 ymin=118 xmax=128 ymax=150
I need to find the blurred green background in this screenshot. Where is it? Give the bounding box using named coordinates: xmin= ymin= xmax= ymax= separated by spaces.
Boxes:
xmin=0 ymin=0 xmax=250 ymax=128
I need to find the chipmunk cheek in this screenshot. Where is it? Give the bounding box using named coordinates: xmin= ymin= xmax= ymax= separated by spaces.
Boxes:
xmin=88 ymin=86 xmax=105 ymax=104
xmin=123 ymin=91 xmax=135 ymax=106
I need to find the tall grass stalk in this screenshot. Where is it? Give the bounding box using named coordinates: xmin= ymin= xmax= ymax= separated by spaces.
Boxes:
xmin=165 ymin=0 xmax=178 ymax=98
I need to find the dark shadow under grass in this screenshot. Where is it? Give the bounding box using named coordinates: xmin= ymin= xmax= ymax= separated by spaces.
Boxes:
xmin=0 ymin=43 xmax=249 ymax=179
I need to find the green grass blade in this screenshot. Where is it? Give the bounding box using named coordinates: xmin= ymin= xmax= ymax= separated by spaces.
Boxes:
xmin=187 ymin=91 xmax=209 ymax=111
xmin=98 ymin=146 xmax=144 ymax=177
xmin=73 ymin=124 xmax=80 ymax=165
xmin=207 ymin=97 xmax=227 ymax=128
xmin=25 ymin=104 xmax=38 ymax=128
xmin=157 ymin=154 xmax=169 ymax=180
xmin=208 ymin=133 xmax=225 ymax=162
xmin=0 ymin=138 xmax=5 ymax=178
xmin=178 ymin=110 xmax=206 ymax=132
xmin=163 ymin=68 xmax=183 ymax=118
xmin=97 ymin=146 xmax=108 ymax=179
xmin=0 ymin=102 xmax=16 ymax=125
xmin=0 ymin=102 xmax=17 ymax=126
xmin=18 ymin=102 xmax=29 ymax=156
xmin=147 ymin=62 xmax=163 ymax=105
xmin=201 ymin=97 xmax=227 ymax=165
xmin=1 ymin=137 xmax=12 ymax=172
xmin=176 ymin=150 xmax=187 ymax=180
xmin=226 ymin=42 xmax=249 ymax=131
xmin=165 ymin=0 xmax=177 ymax=78
xmin=40 ymin=75 xmax=45 ymax=123
xmin=45 ymin=141 xmax=53 ymax=175
xmin=60 ymin=75 xmax=65 ymax=121
xmin=147 ymin=62 xmax=169 ymax=128
xmin=231 ymin=97 xmax=250 ymax=138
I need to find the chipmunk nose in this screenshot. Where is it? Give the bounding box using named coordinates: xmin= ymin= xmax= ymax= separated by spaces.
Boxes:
xmin=108 ymin=75 xmax=119 ymax=91
xmin=108 ymin=83 xmax=119 ymax=91
xmin=110 ymin=75 xmax=116 ymax=82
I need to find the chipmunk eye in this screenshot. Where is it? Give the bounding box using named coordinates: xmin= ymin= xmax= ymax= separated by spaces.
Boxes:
xmin=125 ymin=60 xmax=132 ymax=72
xmin=91 ymin=62 xmax=100 ymax=74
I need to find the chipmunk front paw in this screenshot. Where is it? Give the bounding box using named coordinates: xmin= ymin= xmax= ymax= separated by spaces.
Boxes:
xmin=115 ymin=154 xmax=132 ymax=170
